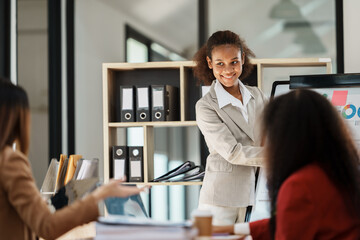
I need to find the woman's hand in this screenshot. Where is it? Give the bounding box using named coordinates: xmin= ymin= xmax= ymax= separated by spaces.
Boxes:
xmin=212 ymin=225 xmax=235 ymax=234
xmin=92 ymin=178 xmax=149 ymax=202
xmin=213 ymin=225 xmax=250 ymax=239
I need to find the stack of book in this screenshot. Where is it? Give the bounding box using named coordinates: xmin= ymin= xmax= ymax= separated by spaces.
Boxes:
xmin=95 ymin=216 xmax=197 ymax=240
xmin=97 ymin=192 xmax=197 ymax=239
xmin=40 ymin=154 xmax=99 ymax=208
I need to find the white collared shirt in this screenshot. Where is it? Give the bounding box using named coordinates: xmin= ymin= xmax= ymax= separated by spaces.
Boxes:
xmin=214 ymin=79 xmax=253 ymax=123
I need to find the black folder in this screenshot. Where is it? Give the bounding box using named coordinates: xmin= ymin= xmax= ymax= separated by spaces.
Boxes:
xmin=151 ymin=161 xmax=195 ymax=182
xmin=168 ymin=165 xmax=205 ymax=182
xmin=151 ymin=85 xmax=179 ymax=121
xmin=112 ymin=146 xmax=128 ymax=181
xmin=120 ymin=86 xmax=135 ymax=122
xmin=136 ymin=86 xmax=151 ymax=122
xmin=180 ymin=171 xmax=205 ymax=181
xmin=128 ymin=146 xmax=144 ymax=182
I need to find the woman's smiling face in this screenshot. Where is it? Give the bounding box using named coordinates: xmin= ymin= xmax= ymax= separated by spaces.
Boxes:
xmin=206 ymin=44 xmax=244 ymax=88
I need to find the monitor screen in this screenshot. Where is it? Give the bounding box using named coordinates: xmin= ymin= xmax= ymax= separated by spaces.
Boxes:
xmin=290 ymin=73 xmax=360 ymax=149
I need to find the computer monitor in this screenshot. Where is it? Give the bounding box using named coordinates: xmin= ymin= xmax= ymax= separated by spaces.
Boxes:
xmin=290 ymin=73 xmax=360 ymax=89
xmin=290 ymin=73 xmax=360 ymax=149
xmin=270 ymin=80 xmax=290 ymax=98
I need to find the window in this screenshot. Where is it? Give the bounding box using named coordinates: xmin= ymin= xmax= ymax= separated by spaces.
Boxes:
xmin=125 ymin=25 xmax=186 ymax=63
xmin=209 ymin=0 xmax=337 ymax=96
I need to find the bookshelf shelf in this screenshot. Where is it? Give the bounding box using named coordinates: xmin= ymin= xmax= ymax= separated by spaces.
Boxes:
xmin=122 ymin=182 xmax=203 ymax=186
xmin=108 ymin=121 xmax=198 ymax=128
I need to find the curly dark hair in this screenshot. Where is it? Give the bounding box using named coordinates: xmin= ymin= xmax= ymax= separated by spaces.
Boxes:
xmin=262 ymin=89 xmax=360 ymax=238
xmin=193 ymin=30 xmax=255 ymax=85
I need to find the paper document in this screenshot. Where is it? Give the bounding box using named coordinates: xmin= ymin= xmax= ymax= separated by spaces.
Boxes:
xmin=75 ymin=159 xmax=99 ymax=180
xmin=40 ymin=158 xmax=59 ymax=195
xmin=98 ymin=215 xmax=192 ymax=228
xmin=95 ymin=222 xmax=197 ymax=240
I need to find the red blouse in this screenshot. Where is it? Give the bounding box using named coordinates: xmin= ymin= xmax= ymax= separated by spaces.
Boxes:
xmin=249 ymin=164 xmax=360 ymax=240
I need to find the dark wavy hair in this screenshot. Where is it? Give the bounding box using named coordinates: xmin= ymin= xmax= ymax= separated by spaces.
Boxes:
xmin=193 ymin=30 xmax=255 ymax=85
xmin=262 ymin=89 xmax=360 ymax=238
xmin=0 ymin=78 xmax=30 ymax=155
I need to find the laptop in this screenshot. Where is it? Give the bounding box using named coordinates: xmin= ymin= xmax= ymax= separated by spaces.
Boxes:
xmin=104 ymin=194 xmax=148 ymax=218
xmin=99 ymin=194 xmax=192 ymax=228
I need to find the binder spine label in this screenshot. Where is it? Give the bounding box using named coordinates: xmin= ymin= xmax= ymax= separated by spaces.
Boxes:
xmin=120 ymin=86 xmax=135 ymax=122
xmin=128 ymin=146 xmax=144 ymax=182
xmin=136 ymin=86 xmax=151 ymax=122
xmin=112 ymin=146 xmax=128 ymax=181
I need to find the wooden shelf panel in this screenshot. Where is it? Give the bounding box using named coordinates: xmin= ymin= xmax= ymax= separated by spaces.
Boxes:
xmin=259 ymin=63 xmax=331 ymax=67
xmin=104 ymin=58 xmax=331 ymax=70
xmin=103 ymin=61 xmax=196 ymax=70
xmin=108 ymin=121 xmax=197 ymax=127
xmin=122 ymin=181 xmax=203 ymax=186
xmin=250 ymin=57 xmax=331 ymax=65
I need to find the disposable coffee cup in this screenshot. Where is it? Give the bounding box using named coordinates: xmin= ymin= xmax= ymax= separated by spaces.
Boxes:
xmin=191 ymin=209 xmax=213 ymax=237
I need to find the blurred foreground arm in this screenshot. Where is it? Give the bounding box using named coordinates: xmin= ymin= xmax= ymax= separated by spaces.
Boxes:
xmin=92 ymin=178 xmax=149 ymax=202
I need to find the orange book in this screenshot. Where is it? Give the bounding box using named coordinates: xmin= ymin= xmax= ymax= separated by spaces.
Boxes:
xmin=64 ymin=154 xmax=82 ymax=185
xmin=54 ymin=154 xmax=67 ymax=191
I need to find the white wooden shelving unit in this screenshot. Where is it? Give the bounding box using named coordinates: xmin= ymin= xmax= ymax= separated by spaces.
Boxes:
xmin=102 ymin=58 xmax=332 ymax=186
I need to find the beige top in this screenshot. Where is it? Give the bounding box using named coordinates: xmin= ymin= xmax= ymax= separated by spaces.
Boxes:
xmin=0 ymin=146 xmax=99 ymax=240
xmin=196 ymin=81 xmax=267 ymax=207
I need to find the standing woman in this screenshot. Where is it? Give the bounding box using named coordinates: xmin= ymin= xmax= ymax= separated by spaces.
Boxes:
xmin=193 ymin=30 xmax=267 ymax=225
xmin=0 ymin=79 xmax=146 ymax=240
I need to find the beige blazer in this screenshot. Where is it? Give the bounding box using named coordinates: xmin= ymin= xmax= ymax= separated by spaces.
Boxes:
xmin=0 ymin=146 xmax=99 ymax=240
xmin=196 ymin=81 xmax=267 ymax=207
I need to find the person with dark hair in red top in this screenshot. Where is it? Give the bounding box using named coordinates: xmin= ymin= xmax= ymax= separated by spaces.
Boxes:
xmin=214 ymin=89 xmax=360 ymax=239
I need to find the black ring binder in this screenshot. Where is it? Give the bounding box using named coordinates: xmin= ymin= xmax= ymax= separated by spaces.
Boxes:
xmin=151 ymin=161 xmax=196 ymax=182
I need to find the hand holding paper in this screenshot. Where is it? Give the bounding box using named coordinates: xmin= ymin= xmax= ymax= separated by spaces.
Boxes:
xmin=92 ymin=178 xmax=149 ymax=202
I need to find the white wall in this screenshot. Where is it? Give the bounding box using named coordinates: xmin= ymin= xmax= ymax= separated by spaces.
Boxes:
xmin=343 ymin=0 xmax=360 ymax=73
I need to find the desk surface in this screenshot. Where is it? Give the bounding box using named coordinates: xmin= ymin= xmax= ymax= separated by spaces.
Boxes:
xmin=54 ymin=222 xmax=243 ymax=240
xmin=56 ymin=222 xmax=95 ymax=240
